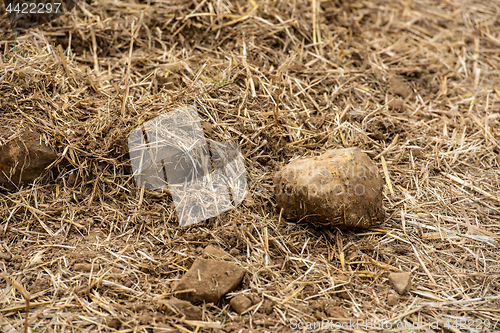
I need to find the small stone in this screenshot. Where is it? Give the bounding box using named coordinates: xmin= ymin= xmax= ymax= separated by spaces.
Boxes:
xmin=230 ymin=295 xmax=253 ymax=314
xmin=387 ymin=292 xmax=399 ymax=306
xmin=229 ymin=248 xmax=240 ymax=256
xmin=173 ymin=258 xmax=245 ymax=304
xmin=274 ymin=148 xmax=385 ymax=229
xmin=203 ymin=245 xmax=232 ymax=261
xmin=388 ymin=272 xmax=412 ymax=295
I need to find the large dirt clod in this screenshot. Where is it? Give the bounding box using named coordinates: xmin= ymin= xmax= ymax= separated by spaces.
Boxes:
xmin=274 ymin=147 xmax=385 ymax=228
xmin=0 ymin=130 xmax=58 ymax=191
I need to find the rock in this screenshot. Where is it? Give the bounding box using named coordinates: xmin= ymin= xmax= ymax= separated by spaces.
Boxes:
xmin=386 ymin=292 xmax=399 ymax=306
xmin=173 ymin=258 xmax=245 ymax=304
xmin=159 ymin=298 xmax=202 ymax=320
xmin=0 ymin=130 xmax=58 ymax=191
xmin=274 ymin=148 xmax=385 ymax=229
xmin=230 ymin=295 xmax=253 ymax=314
xmin=229 ymin=248 xmax=241 ymax=256
xmin=388 ymin=272 xmax=412 ymax=295
xmin=203 ymin=245 xmax=232 ymax=261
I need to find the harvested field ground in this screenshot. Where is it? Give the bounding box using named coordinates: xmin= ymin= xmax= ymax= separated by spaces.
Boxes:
xmin=1 ymin=0 xmax=500 ymax=332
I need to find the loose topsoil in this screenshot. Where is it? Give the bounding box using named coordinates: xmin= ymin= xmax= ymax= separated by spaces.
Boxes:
xmin=1 ymin=0 xmax=499 ymax=332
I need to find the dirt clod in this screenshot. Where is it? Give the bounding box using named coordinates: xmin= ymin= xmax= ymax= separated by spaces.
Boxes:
xmin=230 ymin=294 xmax=253 ymax=314
xmin=274 ymin=147 xmax=385 ymax=228
xmin=0 ymin=252 xmax=12 ymax=261
xmin=386 ymin=292 xmax=399 ymax=306
xmin=173 ymin=258 xmax=245 ymax=303
xmin=388 ymin=272 xmax=412 ymax=295
xmin=0 ymin=130 xmax=58 ymax=191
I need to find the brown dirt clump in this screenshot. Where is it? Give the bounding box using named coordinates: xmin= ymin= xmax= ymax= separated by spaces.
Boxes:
xmin=274 ymin=147 xmax=385 ymax=228
xmin=173 ymin=258 xmax=245 ymax=304
xmin=230 ymin=294 xmax=253 ymax=314
xmin=0 ymin=129 xmax=58 ymax=191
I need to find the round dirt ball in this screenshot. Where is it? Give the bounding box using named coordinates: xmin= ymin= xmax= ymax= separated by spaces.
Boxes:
xmin=274 ymin=147 xmax=385 ymax=229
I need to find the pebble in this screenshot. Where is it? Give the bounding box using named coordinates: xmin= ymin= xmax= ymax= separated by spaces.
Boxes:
xmin=230 ymin=295 xmax=253 ymax=314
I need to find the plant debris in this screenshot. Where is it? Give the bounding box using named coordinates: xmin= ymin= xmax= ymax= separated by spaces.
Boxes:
xmin=1 ymin=0 xmax=500 ymax=331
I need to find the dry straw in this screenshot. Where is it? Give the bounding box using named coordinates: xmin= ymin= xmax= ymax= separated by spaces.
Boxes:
xmin=0 ymin=0 xmax=499 ymax=331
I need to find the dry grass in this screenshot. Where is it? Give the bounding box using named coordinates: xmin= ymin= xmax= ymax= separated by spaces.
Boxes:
xmin=1 ymin=0 xmax=500 ymax=332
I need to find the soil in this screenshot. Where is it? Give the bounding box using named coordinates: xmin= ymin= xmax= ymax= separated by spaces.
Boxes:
xmin=1 ymin=0 xmax=500 ymax=332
